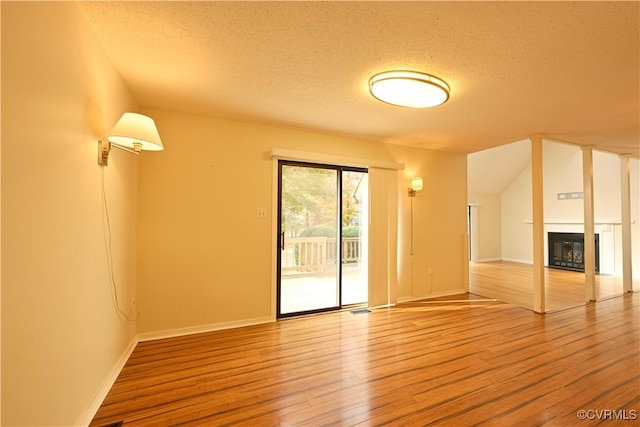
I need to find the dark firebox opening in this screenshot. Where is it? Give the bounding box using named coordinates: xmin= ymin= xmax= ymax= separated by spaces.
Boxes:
xmin=548 ymin=232 xmax=599 ymax=273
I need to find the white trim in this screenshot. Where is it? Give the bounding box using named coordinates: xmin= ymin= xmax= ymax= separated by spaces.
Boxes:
xmin=270 ymin=148 xmax=404 ymax=171
xmin=620 ymin=154 xmax=633 ymax=292
xmin=76 ymin=316 xmax=274 ymax=425
xmin=368 ymin=303 xmax=397 ymax=310
xmin=396 ymin=288 xmax=468 ymax=303
xmin=137 ymin=316 xmax=274 ymax=342
xmin=476 ymin=257 xmax=502 ymax=262
xmin=76 ymin=336 xmax=138 ymax=426
xmin=501 ymin=257 xmax=533 ymax=265
xmin=271 ymin=159 xmax=279 ymax=320
xmin=410 ymin=298 xmax=500 ymax=304
xmin=524 ymin=219 xmax=633 ymax=225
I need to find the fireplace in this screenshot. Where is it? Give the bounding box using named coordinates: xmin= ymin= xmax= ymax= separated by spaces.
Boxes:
xmin=548 ymin=232 xmax=599 ymax=273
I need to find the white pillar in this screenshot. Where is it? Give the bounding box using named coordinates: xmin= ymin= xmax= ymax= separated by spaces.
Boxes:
xmin=620 ymin=154 xmax=633 ymax=293
xmin=531 ymin=135 xmax=545 ymax=313
xmin=582 ymin=147 xmax=596 ymax=301
xmin=469 ymin=205 xmax=479 ymax=262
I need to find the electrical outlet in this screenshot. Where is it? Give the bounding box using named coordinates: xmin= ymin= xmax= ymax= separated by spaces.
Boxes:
xmin=257 ymin=208 xmax=267 ymax=218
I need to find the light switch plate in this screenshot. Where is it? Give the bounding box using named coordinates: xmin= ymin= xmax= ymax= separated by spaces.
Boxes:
xmin=257 ymin=208 xmax=267 ymax=218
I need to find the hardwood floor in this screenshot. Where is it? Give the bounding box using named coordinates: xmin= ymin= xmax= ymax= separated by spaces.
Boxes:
xmin=469 ymin=260 xmax=638 ymax=312
xmin=91 ymin=292 xmax=639 ymax=426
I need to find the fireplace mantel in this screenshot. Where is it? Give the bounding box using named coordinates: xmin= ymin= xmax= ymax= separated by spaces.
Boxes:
xmin=524 ymin=220 xmax=625 ymax=225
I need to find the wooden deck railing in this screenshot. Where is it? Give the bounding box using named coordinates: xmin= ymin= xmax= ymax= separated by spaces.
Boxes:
xmin=281 ymin=237 xmax=360 ymax=272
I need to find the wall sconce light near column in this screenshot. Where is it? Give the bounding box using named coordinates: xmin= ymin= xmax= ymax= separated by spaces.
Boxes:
xmin=98 ymin=112 xmax=163 ymax=166
xmin=408 ymin=177 xmax=423 ymax=197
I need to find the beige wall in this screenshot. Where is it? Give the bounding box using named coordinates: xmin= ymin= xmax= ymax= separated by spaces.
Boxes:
xmin=468 ymin=192 xmax=502 ymax=261
xmin=137 ymin=109 xmax=468 ymax=334
xmin=392 ymin=144 xmax=468 ymax=299
xmin=1 ymin=3 xmax=467 ymax=423
xmin=501 ymin=161 xmax=534 ymax=264
xmin=2 ymin=3 xmax=139 ymax=425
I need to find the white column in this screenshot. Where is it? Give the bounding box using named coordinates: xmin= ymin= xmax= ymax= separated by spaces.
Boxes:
xmin=531 ymin=135 xmax=545 ymax=313
xmin=620 ymin=154 xmax=633 ymax=293
xmin=469 ymin=205 xmax=479 ymax=262
xmin=582 ymin=147 xmax=596 ymax=301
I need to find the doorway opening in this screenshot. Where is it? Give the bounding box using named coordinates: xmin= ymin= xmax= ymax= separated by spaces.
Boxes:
xmin=277 ymin=161 xmax=368 ymax=318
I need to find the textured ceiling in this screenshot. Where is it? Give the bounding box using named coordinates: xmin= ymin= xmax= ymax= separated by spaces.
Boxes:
xmin=78 ymin=1 xmax=639 ymax=157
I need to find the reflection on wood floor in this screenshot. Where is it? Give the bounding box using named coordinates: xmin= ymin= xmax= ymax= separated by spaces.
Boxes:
xmin=90 ymin=292 xmax=640 ymax=426
xmin=469 ymin=260 xmax=639 ymax=312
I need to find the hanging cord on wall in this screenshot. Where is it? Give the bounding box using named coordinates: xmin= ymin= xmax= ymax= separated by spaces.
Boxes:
xmin=410 ymin=195 xmax=415 ymax=294
xmin=410 ymin=196 xmax=414 ymax=257
xmin=101 ymin=167 xmax=137 ymax=322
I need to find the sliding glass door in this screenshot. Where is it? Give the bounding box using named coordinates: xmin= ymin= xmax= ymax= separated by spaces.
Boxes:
xmin=277 ymin=161 xmax=368 ymax=317
xmin=340 ymin=170 xmax=368 ymax=305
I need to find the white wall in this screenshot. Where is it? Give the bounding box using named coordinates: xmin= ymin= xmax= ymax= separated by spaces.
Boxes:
xmin=631 ymin=159 xmax=640 ymax=277
xmin=2 ymin=3 xmax=139 ymax=425
xmin=501 ymin=162 xmax=534 ymax=264
xmin=468 ymin=193 xmax=502 ymax=261
xmin=594 ymin=151 xmax=623 ymax=221
xmin=543 ymin=143 xmax=583 ymax=221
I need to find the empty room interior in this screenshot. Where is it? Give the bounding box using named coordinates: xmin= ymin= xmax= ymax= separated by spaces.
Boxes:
xmin=1 ymin=2 xmax=639 ymax=426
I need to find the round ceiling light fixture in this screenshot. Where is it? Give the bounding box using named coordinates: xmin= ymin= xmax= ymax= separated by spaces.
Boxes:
xmin=369 ymin=70 xmax=450 ymax=108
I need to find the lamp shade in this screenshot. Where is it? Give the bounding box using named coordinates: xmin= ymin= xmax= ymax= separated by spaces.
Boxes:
xmin=411 ymin=177 xmax=424 ymax=191
xmin=108 ymin=112 xmax=163 ymax=152
xmin=369 ymin=71 xmax=450 ymax=108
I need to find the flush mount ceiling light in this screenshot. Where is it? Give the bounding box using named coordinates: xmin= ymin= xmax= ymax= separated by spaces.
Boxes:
xmin=369 ymin=71 xmax=450 ymax=108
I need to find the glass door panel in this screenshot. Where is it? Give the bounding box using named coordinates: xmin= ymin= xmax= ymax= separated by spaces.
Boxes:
xmin=341 ymin=171 xmax=368 ymax=305
xmin=279 ymin=164 xmax=340 ymax=316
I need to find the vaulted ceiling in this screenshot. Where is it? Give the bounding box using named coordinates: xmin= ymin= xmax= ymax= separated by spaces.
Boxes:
xmin=78 ymin=1 xmax=639 ymax=158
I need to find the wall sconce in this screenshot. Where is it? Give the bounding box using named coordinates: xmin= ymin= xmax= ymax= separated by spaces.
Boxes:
xmin=408 ymin=177 xmax=423 ymax=197
xmin=98 ymin=112 xmax=163 ymax=166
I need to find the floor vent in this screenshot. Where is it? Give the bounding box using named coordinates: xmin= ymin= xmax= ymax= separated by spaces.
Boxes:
xmin=350 ymin=308 xmax=371 ymax=315
xmin=104 ymin=422 xmax=123 ymax=427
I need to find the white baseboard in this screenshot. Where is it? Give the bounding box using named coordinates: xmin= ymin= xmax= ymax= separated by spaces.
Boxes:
xmin=476 ymin=257 xmax=502 ymax=262
xmin=137 ymin=316 xmax=274 ymax=342
xmin=76 ymin=316 xmax=274 ymax=425
xmin=77 ymin=336 xmax=138 ymax=426
xmin=368 ymin=303 xmax=396 ymax=310
xmin=397 ymin=288 xmax=468 ymax=304
xmin=500 ymin=257 xmax=533 ymax=265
